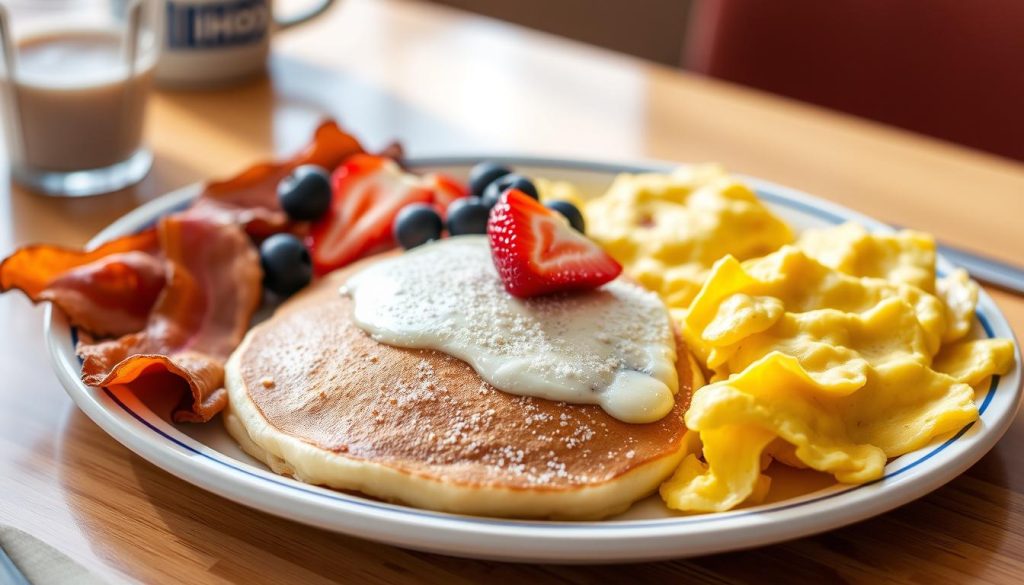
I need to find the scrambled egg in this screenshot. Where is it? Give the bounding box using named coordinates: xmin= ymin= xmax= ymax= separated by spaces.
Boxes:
xmin=662 ymin=232 xmax=1014 ymax=512
xmin=578 ymin=166 xmax=793 ymax=308
xmin=797 ymin=222 xmax=979 ymax=343
xmin=564 ymin=167 xmax=1016 ymax=514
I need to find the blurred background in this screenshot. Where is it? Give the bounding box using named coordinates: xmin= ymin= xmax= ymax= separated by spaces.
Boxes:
xmin=427 ymin=0 xmax=1024 ymax=162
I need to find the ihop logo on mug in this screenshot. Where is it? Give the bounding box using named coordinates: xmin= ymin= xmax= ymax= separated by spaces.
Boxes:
xmin=155 ymin=0 xmax=333 ymax=87
xmin=166 ymin=0 xmax=270 ymax=49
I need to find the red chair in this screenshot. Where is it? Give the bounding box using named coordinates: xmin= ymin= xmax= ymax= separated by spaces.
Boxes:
xmin=686 ymin=0 xmax=1024 ymax=161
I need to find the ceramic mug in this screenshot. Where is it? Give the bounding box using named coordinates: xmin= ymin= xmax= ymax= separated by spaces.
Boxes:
xmin=155 ymin=0 xmax=335 ymax=87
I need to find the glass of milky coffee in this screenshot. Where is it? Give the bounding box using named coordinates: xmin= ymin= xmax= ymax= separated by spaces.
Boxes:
xmin=0 ymin=0 xmax=159 ymax=197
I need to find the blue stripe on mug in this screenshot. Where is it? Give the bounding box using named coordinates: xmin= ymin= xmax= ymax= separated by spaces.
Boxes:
xmin=166 ymin=0 xmax=269 ymax=49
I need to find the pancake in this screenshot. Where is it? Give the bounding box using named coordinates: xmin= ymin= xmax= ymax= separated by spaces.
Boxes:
xmin=224 ymin=255 xmax=700 ymax=519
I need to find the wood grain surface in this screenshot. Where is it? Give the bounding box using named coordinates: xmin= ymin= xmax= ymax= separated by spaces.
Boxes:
xmin=2 ymin=0 xmax=1023 ymax=583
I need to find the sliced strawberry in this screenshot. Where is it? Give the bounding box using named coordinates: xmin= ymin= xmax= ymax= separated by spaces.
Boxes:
xmin=487 ymin=189 xmax=621 ymax=297
xmin=310 ymin=154 xmax=432 ymax=275
xmin=423 ymin=173 xmax=469 ymax=214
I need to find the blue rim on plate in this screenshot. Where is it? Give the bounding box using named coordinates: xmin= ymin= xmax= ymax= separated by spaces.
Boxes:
xmin=91 ymin=320 xmax=1001 ymax=529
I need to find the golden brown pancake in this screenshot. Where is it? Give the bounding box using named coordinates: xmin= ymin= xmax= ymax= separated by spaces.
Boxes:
xmin=224 ymin=255 xmax=698 ymax=519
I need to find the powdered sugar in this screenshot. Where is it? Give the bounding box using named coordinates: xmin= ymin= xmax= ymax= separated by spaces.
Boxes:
xmin=362 ymin=358 xmax=655 ymax=485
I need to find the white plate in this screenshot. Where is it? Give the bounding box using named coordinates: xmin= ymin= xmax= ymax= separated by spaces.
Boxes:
xmin=45 ymin=157 xmax=1023 ymax=563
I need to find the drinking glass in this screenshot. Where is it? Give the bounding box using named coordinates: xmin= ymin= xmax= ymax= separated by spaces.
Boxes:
xmin=0 ymin=0 xmax=160 ymax=197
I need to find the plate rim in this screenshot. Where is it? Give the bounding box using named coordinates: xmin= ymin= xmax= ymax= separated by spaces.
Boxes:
xmin=44 ymin=155 xmax=1024 ymax=562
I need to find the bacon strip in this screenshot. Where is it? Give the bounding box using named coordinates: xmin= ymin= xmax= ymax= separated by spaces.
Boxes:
xmin=1 ymin=119 xmax=377 ymax=422
xmin=78 ymin=216 xmax=262 ymax=422
xmin=0 ymin=230 xmax=164 ymax=337
xmin=186 ymin=120 xmax=366 ymax=237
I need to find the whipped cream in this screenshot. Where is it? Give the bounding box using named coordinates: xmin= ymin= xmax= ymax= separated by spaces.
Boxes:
xmin=342 ymin=236 xmax=679 ymax=423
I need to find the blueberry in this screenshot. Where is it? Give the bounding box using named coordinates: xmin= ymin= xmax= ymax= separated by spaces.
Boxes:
xmin=260 ymin=233 xmax=313 ymax=297
xmin=446 ymin=197 xmax=491 ymax=236
xmin=546 ymin=200 xmax=586 ymax=233
xmin=468 ymin=161 xmax=512 ymax=198
xmin=278 ymin=165 xmax=332 ymax=221
xmin=394 ymin=203 xmax=443 ymax=249
xmin=481 ymin=174 xmax=538 ymax=208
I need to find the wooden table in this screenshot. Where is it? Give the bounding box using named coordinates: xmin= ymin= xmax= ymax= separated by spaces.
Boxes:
xmin=2 ymin=0 xmax=1023 ymax=583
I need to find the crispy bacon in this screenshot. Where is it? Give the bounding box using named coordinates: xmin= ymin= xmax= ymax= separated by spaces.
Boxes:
xmin=78 ymin=216 xmax=262 ymax=422
xmin=1 ymin=119 xmax=375 ymax=422
xmin=377 ymin=140 xmax=405 ymax=163
xmin=0 ymin=230 xmax=164 ymax=337
xmin=186 ymin=120 xmax=366 ymax=238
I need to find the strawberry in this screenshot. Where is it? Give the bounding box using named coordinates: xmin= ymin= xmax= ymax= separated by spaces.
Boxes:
xmin=422 ymin=172 xmax=470 ymax=214
xmin=310 ymin=155 xmax=451 ymax=275
xmin=487 ymin=189 xmax=621 ymax=297
xmin=309 ymin=156 xmax=469 ymax=275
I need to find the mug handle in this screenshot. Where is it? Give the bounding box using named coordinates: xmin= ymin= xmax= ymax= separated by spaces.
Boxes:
xmin=276 ymin=0 xmax=337 ymax=29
